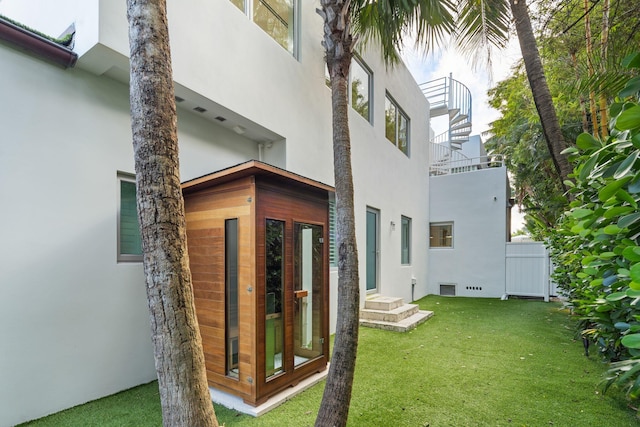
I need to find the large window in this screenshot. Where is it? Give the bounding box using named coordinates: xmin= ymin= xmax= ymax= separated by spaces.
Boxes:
xmin=325 ymin=57 xmax=373 ymax=124
xmin=401 ymin=216 xmax=411 ymax=264
xmin=118 ymin=173 xmax=142 ymax=262
xmin=231 ymin=0 xmax=298 ymax=56
xmin=430 ymin=222 xmax=453 ymax=248
xmin=385 ymin=94 xmax=410 ymax=155
xmin=350 ymin=57 xmax=372 ymax=122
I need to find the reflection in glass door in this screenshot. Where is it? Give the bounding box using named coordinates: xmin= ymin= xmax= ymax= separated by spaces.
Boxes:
xmin=366 ymin=208 xmax=378 ymax=292
xmin=265 ymin=219 xmax=285 ymax=379
xmin=293 ymin=223 xmax=324 ymax=368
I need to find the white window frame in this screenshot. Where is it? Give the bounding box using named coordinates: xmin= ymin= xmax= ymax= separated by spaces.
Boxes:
xmin=231 ymin=0 xmax=300 ymax=58
xmin=385 ymin=93 xmax=410 ymax=156
xmin=350 ymin=56 xmax=373 ymax=123
xmin=401 ymin=216 xmax=411 ymax=265
xmin=118 ymin=172 xmax=143 ymax=262
xmin=429 ymin=222 xmax=453 ymax=249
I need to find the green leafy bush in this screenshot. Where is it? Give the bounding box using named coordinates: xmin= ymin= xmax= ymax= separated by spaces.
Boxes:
xmin=551 ymin=52 xmax=640 ymax=402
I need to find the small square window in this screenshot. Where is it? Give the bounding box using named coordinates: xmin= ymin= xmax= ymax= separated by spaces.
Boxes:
xmin=430 ymin=222 xmax=453 ymax=248
xmin=118 ymin=173 xmax=142 ymax=262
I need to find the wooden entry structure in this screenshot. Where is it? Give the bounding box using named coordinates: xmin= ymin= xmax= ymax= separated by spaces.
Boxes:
xmin=182 ymin=161 xmax=331 ymax=406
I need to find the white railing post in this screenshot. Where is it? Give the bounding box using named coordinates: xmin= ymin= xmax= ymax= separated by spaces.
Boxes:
xmin=429 ymin=142 xmax=504 ymax=176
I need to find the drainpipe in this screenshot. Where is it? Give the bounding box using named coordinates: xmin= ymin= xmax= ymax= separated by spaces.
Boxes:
xmin=0 ymin=17 xmax=77 ymax=68
xmin=258 ymin=143 xmax=264 ymax=162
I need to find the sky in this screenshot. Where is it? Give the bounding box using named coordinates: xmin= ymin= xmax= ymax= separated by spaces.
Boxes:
xmin=402 ymin=39 xmax=523 ymax=135
xmin=401 ymin=41 xmax=528 ymax=232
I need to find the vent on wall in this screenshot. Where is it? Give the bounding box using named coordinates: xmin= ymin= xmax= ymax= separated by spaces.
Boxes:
xmin=440 ymin=283 xmax=456 ymax=296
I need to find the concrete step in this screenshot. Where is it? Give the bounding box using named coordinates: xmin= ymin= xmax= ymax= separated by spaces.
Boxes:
xmin=364 ymin=296 xmax=404 ymax=311
xmin=360 ymin=303 xmax=420 ymax=323
xmin=360 ymin=310 xmax=434 ymax=333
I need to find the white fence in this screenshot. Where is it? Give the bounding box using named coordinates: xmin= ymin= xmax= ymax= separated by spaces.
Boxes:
xmin=505 ymin=242 xmax=554 ymax=301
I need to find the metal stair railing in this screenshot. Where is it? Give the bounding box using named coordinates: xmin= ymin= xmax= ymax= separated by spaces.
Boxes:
xmin=421 ymin=74 xmax=473 ymax=151
xmin=429 ymin=142 xmax=504 ymax=176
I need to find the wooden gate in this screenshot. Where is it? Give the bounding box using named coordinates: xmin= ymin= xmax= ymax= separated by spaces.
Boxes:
xmin=505 ymin=242 xmax=551 ymax=301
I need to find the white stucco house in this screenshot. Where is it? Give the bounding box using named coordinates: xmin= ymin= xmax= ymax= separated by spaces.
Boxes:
xmin=0 ymin=1 xmax=520 ymax=425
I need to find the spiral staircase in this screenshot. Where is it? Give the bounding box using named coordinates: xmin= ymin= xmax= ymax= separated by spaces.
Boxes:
xmin=420 ymin=73 xmax=473 ymax=150
xmin=420 ymin=74 xmax=475 ymax=175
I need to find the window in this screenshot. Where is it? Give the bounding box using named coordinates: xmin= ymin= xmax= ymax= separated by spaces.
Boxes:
xmin=350 ymin=57 xmax=372 ymax=122
xmin=329 ymin=199 xmax=337 ymax=267
xmin=430 ymin=222 xmax=453 ymax=248
xmin=225 ymin=219 xmax=239 ymax=378
xmin=118 ymin=173 xmax=142 ymax=262
xmin=385 ymin=94 xmax=410 ymax=155
xmin=265 ymin=219 xmax=285 ymax=378
xmin=401 ymin=216 xmax=411 ymax=264
xmin=232 ymin=0 xmax=298 ymax=56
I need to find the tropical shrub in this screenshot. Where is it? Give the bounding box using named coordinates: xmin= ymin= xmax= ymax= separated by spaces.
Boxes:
xmin=550 ymin=52 xmax=640 ymax=402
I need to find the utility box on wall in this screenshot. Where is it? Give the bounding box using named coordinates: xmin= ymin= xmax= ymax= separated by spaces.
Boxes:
xmin=182 ymin=161 xmax=331 ymax=406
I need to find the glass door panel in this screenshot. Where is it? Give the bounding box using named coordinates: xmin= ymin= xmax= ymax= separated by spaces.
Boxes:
xmin=293 ymin=223 xmax=324 ymax=367
xmin=265 ymin=219 xmax=285 ymax=379
xmin=366 ymin=209 xmax=378 ymax=292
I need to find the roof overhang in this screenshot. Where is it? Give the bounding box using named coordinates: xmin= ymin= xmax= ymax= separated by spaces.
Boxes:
xmin=0 ymin=16 xmax=77 ymax=68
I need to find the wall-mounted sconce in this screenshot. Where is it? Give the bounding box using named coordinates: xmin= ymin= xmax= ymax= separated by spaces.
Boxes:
xmin=390 ymin=221 xmax=396 ymax=230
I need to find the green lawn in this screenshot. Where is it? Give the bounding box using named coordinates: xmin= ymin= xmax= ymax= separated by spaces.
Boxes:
xmin=21 ymin=296 xmax=639 ymax=426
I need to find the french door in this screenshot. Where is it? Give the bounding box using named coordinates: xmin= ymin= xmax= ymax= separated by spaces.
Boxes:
xmin=264 ymin=220 xmax=325 ymax=381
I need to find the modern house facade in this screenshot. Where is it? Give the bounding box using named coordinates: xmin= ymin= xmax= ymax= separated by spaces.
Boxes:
xmin=0 ymin=1 xmax=512 ymax=426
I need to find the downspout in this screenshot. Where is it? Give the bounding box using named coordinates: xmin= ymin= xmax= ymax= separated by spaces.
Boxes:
xmin=0 ymin=17 xmax=77 ymax=68
xmin=258 ymin=143 xmax=264 ymax=162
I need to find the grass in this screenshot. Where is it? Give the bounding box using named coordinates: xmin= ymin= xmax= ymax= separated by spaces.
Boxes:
xmin=20 ymin=296 xmax=639 ymax=426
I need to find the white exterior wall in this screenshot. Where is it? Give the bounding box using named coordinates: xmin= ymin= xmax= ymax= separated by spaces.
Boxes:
xmin=428 ymin=167 xmax=509 ymax=298
xmin=0 ymin=1 xmax=432 ymax=424
xmin=459 ymin=135 xmax=487 ymax=161
xmin=0 ymin=42 xmax=261 ymax=427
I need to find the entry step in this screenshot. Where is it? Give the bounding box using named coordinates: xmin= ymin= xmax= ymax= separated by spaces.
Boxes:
xmin=360 ymin=295 xmax=433 ymax=332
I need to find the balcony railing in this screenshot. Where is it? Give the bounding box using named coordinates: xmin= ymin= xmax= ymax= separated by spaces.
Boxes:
xmin=430 ymin=143 xmax=503 ymax=176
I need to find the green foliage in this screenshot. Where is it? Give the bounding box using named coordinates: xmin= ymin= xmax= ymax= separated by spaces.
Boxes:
xmin=485 ymin=68 xmax=571 ymax=239
xmin=0 ymin=14 xmax=74 ymax=47
xmin=549 ymin=55 xmax=640 ymax=407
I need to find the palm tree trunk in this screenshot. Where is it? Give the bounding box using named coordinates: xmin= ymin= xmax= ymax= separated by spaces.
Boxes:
xmin=126 ymin=1 xmax=218 ymax=426
xmin=584 ymin=0 xmax=600 ymax=138
xmin=316 ymin=1 xmax=360 ymax=426
xmin=509 ymin=0 xmax=572 ymax=191
xmin=599 ymin=0 xmax=610 ymax=138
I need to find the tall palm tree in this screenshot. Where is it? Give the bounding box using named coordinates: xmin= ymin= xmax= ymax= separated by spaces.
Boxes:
xmin=457 ymin=0 xmax=573 ymax=191
xmin=316 ymin=1 xmax=455 ymax=426
xmin=126 ymin=0 xmax=218 ymax=425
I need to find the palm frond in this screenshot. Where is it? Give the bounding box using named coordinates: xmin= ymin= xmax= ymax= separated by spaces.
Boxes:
xmin=453 ymin=0 xmax=511 ymax=70
xmin=352 ymin=0 xmax=457 ymax=65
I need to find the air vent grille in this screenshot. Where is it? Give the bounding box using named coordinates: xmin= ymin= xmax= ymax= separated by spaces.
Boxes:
xmin=440 ymin=283 xmax=456 ymax=296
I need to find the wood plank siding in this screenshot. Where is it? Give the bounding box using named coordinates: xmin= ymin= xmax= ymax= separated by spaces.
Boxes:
xmin=183 ymin=161 xmax=330 ymax=406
